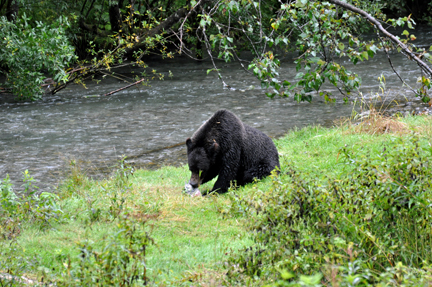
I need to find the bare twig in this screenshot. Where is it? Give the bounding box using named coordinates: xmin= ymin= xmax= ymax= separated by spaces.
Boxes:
xmin=178 ymin=0 xmax=206 ymax=54
xmin=201 ymin=21 xmax=232 ymax=89
xmin=102 ymin=78 xmax=145 ymax=96
xmin=377 ymin=31 xmax=417 ymax=95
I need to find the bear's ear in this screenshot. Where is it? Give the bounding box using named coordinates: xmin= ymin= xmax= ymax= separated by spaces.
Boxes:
xmin=186 ymin=138 xmax=193 ymax=149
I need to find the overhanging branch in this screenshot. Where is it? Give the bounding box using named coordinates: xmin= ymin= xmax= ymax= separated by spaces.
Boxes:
xmin=327 ymin=0 xmax=432 ymax=78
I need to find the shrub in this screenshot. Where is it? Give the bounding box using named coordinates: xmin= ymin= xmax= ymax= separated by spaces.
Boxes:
xmin=227 ymin=135 xmax=432 ymax=284
xmin=60 ymin=214 xmax=154 ymax=286
xmin=0 ymin=171 xmax=64 ymax=236
xmin=0 ymin=14 xmax=76 ymax=100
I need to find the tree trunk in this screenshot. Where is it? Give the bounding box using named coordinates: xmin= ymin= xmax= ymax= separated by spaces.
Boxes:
xmin=0 ymin=0 xmax=8 ymax=13
xmin=5 ymin=0 xmax=18 ymax=22
xmin=109 ymin=3 xmax=121 ymax=32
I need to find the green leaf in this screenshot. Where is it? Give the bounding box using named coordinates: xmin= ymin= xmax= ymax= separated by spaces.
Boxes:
xmin=280 ymin=270 xmax=294 ymax=280
xmin=295 ymin=1 xmax=305 ymax=8
xmin=421 ymin=96 xmax=430 ymax=103
xmin=309 ymin=57 xmax=321 ymax=63
xmin=369 ymin=45 xmax=378 ymax=53
xmin=265 ymin=92 xmax=276 ymax=98
xmin=283 ymin=91 xmax=291 ymax=97
xmin=299 ymin=273 xmax=323 ymax=285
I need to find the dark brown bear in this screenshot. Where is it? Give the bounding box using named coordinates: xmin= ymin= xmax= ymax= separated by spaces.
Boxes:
xmin=186 ymin=109 xmax=280 ymax=194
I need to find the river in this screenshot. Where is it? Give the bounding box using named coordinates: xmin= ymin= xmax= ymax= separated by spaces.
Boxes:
xmin=1 ymin=26 xmax=431 ymax=191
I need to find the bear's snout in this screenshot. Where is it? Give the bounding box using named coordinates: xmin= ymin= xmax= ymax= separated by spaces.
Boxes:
xmin=189 ymin=181 xmax=199 ymax=189
xmin=189 ymin=173 xmax=201 ymax=188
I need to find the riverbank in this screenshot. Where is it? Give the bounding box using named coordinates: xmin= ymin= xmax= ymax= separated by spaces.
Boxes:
xmin=1 ymin=114 xmax=432 ymax=286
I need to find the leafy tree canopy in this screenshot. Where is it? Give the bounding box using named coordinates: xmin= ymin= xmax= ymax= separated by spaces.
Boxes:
xmin=0 ymin=0 xmax=431 ymax=101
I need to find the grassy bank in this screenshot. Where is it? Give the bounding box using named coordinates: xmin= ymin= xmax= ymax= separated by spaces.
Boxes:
xmin=1 ymin=163 xmax=252 ymax=285
xmin=1 ymin=115 xmax=432 ymax=286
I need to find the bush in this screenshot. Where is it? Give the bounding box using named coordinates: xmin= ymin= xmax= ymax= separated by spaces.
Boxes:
xmin=267 ymin=261 xmax=432 ymax=286
xmin=0 ymin=171 xmax=64 ymax=236
xmin=0 ymin=14 xmax=76 ymax=100
xmin=227 ymin=135 xmax=432 ymax=284
xmin=60 ymin=214 xmax=154 ymax=286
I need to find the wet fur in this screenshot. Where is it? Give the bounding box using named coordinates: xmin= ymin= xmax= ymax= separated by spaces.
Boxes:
xmin=186 ymin=109 xmax=280 ymax=194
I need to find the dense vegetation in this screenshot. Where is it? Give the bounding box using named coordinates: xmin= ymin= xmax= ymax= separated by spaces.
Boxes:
xmin=1 ymin=114 xmax=432 ymax=286
xmin=228 ymin=131 xmax=432 ymax=285
xmin=1 ymin=0 xmax=432 ymax=101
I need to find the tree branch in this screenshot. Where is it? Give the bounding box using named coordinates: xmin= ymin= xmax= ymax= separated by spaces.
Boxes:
xmin=147 ymin=8 xmax=189 ymax=38
xmin=102 ymin=78 xmax=145 ymax=96
xmin=120 ymin=6 xmax=190 ymax=55
xmin=377 ymin=30 xmax=417 ymax=95
xmin=327 ymin=0 xmax=432 ymax=78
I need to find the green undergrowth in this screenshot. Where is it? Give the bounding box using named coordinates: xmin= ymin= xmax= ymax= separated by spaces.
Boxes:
xmin=1 ymin=161 xmax=248 ymax=286
xmin=226 ymin=115 xmax=432 ymax=286
xmin=1 ymin=115 xmax=432 ymax=286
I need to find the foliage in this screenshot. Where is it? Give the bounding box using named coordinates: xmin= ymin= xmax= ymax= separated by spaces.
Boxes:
xmin=0 ymin=157 xmax=251 ymax=285
xmin=2 ymin=0 xmax=431 ymax=101
xmin=195 ymin=0 xmax=432 ymax=102
xmin=53 ymin=0 xmax=174 ymax=95
xmin=267 ymin=261 xmax=432 ymax=286
xmin=0 ymin=240 xmax=41 ymax=287
xmin=60 ymin=214 xmax=154 ymax=286
xmin=0 ymin=171 xmax=64 ymax=236
xmin=82 ymin=157 xmax=134 ymax=224
xmin=0 ymin=14 xmax=76 ymax=100
xmin=227 ymin=134 xmax=432 ymax=284
xmin=198 ymin=0 xmax=384 ymax=102
xmin=0 ymin=161 xmax=157 ymax=286
xmin=108 ymin=157 xmax=134 ymax=220
xmin=383 ymin=0 xmax=432 ymax=23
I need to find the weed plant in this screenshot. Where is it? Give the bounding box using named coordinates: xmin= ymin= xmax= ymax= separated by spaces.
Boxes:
xmin=60 ymin=214 xmax=154 ymax=286
xmin=0 ymin=171 xmax=64 ymax=239
xmin=227 ymin=124 xmax=432 ymax=285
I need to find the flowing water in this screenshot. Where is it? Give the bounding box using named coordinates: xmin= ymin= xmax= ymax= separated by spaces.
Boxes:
xmin=1 ymin=26 xmax=431 ymax=191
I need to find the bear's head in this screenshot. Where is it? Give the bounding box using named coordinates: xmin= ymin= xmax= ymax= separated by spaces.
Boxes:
xmin=186 ymin=138 xmax=220 ymax=188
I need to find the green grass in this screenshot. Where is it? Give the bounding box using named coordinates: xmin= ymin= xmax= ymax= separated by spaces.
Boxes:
xmin=1 ymin=164 xmax=253 ymax=285
xmin=277 ymin=115 xmax=432 ymax=176
xmin=1 ymin=114 xmax=432 ymax=286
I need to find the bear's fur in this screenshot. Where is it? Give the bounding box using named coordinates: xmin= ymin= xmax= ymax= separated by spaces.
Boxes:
xmin=186 ymin=109 xmax=280 ymax=194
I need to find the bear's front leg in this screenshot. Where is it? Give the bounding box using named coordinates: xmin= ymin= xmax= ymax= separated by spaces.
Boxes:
xmin=210 ymin=152 xmax=241 ymax=194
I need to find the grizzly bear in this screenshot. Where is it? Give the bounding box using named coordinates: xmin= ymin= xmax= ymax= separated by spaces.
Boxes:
xmin=186 ymin=109 xmax=280 ymax=194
